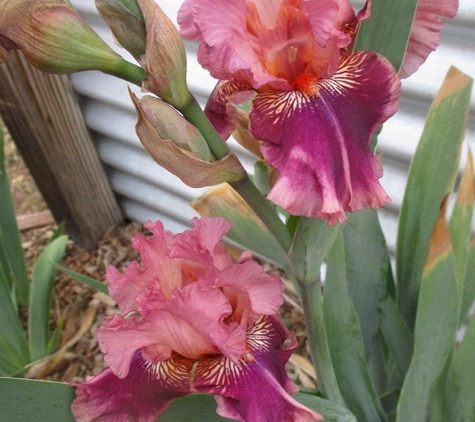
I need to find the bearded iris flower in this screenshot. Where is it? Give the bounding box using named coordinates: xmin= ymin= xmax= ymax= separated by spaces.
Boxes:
xmin=178 ymin=0 xmax=456 ymax=224
xmin=72 ymin=217 xmax=322 ymax=422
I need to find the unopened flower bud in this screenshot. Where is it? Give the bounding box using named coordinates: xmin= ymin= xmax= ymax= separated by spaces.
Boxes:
xmin=131 ymin=92 xmax=246 ymax=187
xmin=95 ymin=0 xmax=146 ymax=59
xmin=136 ymin=0 xmax=190 ymax=109
xmin=0 ymin=0 xmax=134 ymax=77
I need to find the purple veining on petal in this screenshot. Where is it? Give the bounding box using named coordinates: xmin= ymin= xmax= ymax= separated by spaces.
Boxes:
xmin=72 ymin=352 xmax=193 ymax=422
xmin=250 ymin=51 xmax=400 ymax=223
xmin=192 ymin=316 xmax=323 ymax=422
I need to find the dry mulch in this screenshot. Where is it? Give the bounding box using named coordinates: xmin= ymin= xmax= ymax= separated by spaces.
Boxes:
xmin=4 ymin=127 xmax=316 ymax=389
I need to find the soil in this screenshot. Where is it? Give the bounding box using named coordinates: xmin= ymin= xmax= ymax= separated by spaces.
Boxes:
xmin=3 ymin=126 xmax=316 ymax=388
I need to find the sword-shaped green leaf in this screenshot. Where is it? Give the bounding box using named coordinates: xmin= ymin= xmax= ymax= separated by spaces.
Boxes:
xmin=0 ymin=126 xmax=29 ymax=305
xmin=0 ymin=264 xmax=29 ymax=375
xmin=354 ymin=0 xmax=418 ymax=72
xmin=342 ymin=209 xmax=390 ymax=359
xmin=396 ymin=67 xmax=473 ymax=330
xmin=28 ymin=235 xmax=68 ymax=361
xmin=324 ymin=235 xmax=387 ymax=421
xmin=397 ymin=202 xmax=459 ymax=422
xmin=54 ymin=263 xmax=109 ymax=295
xmin=449 ymin=150 xmax=475 ymax=324
xmin=446 ymin=315 xmax=475 ymax=421
xmin=460 ymin=240 xmax=475 ymax=324
xmin=0 ymin=378 xmax=75 ymax=422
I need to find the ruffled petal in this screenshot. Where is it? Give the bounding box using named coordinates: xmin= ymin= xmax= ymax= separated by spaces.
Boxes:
xmin=72 ymin=352 xmax=192 ymax=422
xmin=399 ymin=0 xmax=458 ymax=78
xmin=192 ymin=316 xmax=323 ymax=422
xmin=250 ymin=51 xmax=400 ymax=224
xmin=178 ymin=0 xmax=285 ymax=88
xmin=217 ymin=260 xmax=284 ymax=327
xmin=160 ymin=281 xmax=247 ymax=362
xmin=169 ymin=217 xmax=234 ymax=272
xmin=98 ymin=279 xmax=247 ymax=376
xmin=132 ymin=221 xmax=183 ymax=298
xmin=106 ymin=220 xmax=182 ymax=313
xmin=106 ymin=262 xmax=146 ymax=315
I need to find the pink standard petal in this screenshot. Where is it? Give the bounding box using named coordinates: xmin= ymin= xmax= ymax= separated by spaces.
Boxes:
xmin=72 ymin=352 xmax=193 ymax=422
xmin=399 ymin=0 xmax=458 ymax=78
xmin=251 ymin=51 xmax=400 ymax=224
xmin=217 ymin=260 xmax=284 ymax=327
xmin=98 ymin=314 xmax=173 ymax=378
xmin=106 ymin=220 xmax=183 ymax=314
xmin=98 ymin=284 xmax=237 ymax=377
xmin=178 ymin=0 xmax=286 ymax=88
xmin=133 ymin=221 xmax=183 ymax=298
xmin=169 ymin=217 xmax=234 ymax=271
xmin=161 ymin=281 xmax=247 ymax=362
xmin=106 ymin=262 xmax=146 ymax=315
xmin=192 ymin=316 xmax=323 ymax=422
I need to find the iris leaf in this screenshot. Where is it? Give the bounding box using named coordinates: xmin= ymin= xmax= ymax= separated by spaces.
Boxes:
xmin=396 ymin=67 xmax=473 ymax=330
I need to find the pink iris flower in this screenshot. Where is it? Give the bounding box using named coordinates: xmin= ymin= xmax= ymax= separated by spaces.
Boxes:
xmin=178 ymin=0 xmax=456 ymax=224
xmin=71 ymin=217 xmax=322 ymax=422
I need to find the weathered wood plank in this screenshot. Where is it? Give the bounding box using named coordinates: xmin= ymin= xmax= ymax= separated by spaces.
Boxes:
xmin=0 ymin=52 xmax=122 ymax=249
xmin=17 ymin=211 xmax=55 ymax=231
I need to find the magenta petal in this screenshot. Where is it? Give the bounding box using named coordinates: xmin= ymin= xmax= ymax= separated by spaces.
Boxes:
xmin=192 ymin=316 xmax=322 ymax=422
xmin=205 ymin=80 xmax=254 ymax=140
xmin=72 ymin=352 xmax=192 ymax=422
xmin=399 ymin=0 xmax=458 ymax=79
xmin=250 ymin=51 xmax=400 ymax=223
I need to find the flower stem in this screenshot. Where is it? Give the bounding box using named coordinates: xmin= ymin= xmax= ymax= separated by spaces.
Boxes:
xmin=180 ymin=94 xmax=292 ymax=252
xmin=230 ymin=176 xmax=292 ymax=252
xmin=109 ymin=60 xmax=149 ymax=86
xmin=300 ymin=277 xmax=344 ymax=404
xmin=180 ymin=94 xmax=231 ymax=159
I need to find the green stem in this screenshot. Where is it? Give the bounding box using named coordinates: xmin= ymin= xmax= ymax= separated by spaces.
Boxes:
xmin=180 ymin=94 xmax=292 ymax=252
xmin=109 ymin=60 xmax=148 ymax=87
xmin=180 ymin=95 xmax=231 ymax=159
xmin=111 ymin=58 xmax=291 ymax=251
xmin=230 ymin=176 xmax=292 ymax=252
xmin=300 ymin=278 xmax=344 ymax=404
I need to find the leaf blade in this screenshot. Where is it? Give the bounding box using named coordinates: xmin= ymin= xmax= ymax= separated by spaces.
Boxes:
xmin=396 ymin=205 xmax=459 ymax=422
xmin=396 ymin=67 xmax=473 ymax=329
xmin=0 ymin=125 xmax=29 ymax=305
xmin=324 ymin=235 xmax=387 ymax=421
xmin=0 ymin=378 xmax=75 ymax=421
xmin=354 ymin=0 xmax=418 ymax=71
xmin=28 ymin=235 xmax=68 ymax=361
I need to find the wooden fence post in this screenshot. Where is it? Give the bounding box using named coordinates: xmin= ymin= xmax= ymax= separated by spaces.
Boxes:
xmin=0 ymin=52 xmax=123 ymax=249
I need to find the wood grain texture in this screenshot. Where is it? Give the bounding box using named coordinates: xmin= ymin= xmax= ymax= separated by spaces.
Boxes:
xmin=0 ymin=52 xmax=122 ymax=249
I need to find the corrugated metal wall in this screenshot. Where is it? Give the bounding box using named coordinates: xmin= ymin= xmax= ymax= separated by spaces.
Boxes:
xmin=69 ymin=0 xmax=475 ymax=251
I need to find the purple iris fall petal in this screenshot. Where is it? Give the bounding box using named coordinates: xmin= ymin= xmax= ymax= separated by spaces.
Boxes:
xmin=72 ymin=352 xmax=193 ymax=422
xmin=193 ymin=316 xmax=323 ymax=422
xmin=251 ymin=51 xmax=400 ymax=224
